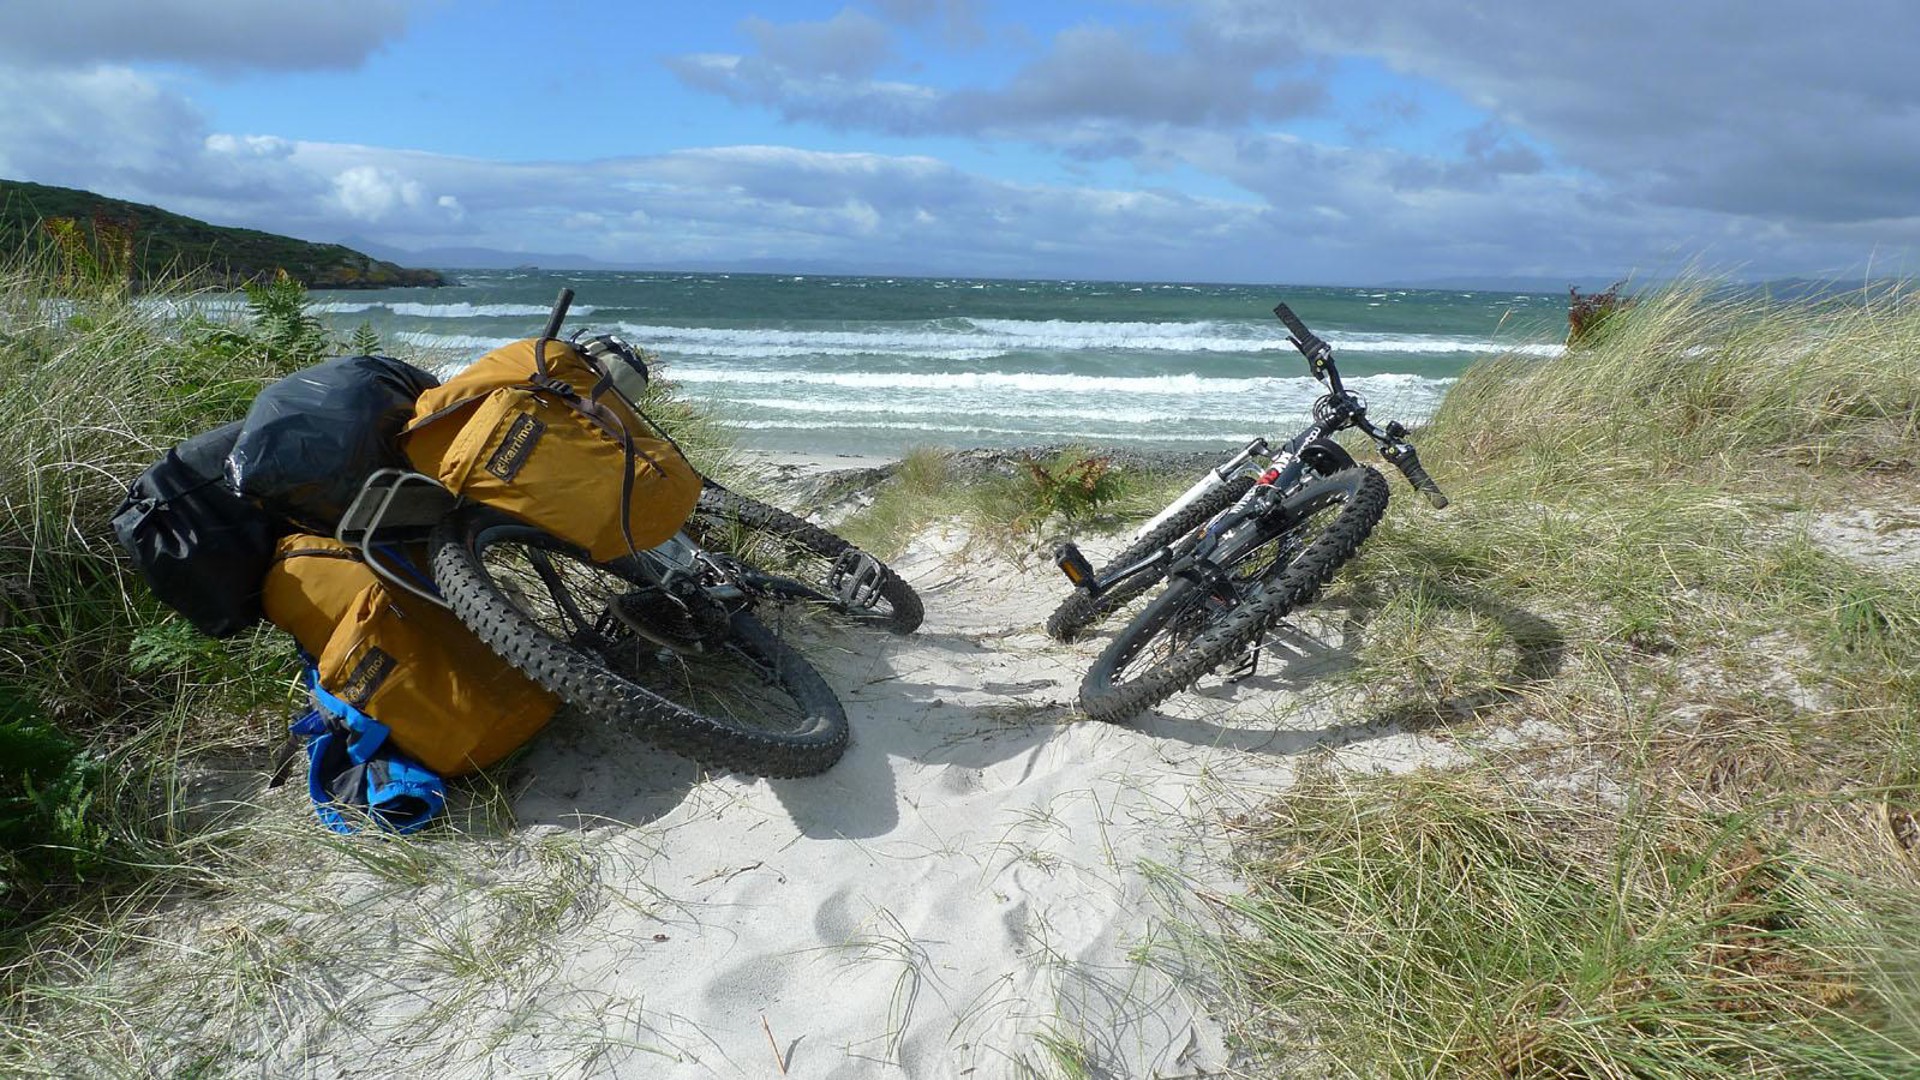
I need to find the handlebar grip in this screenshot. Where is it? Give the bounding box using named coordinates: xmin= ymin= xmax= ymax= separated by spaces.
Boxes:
xmin=1272 ymin=302 xmax=1312 ymax=341
xmin=542 ymin=287 xmax=574 ymax=340
xmin=1387 ymin=444 xmax=1450 ymax=509
xmin=1273 ymin=301 xmax=1334 ymax=374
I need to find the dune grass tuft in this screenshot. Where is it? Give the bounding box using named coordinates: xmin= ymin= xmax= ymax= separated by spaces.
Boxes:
xmin=1212 ymin=770 xmax=1920 ymax=1078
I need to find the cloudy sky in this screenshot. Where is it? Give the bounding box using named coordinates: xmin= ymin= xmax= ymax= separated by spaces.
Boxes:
xmin=2 ymin=0 xmax=1916 ymax=285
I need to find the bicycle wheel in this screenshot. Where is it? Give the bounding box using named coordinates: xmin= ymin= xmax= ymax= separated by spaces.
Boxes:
xmin=683 ymin=481 xmax=924 ymax=634
xmin=430 ymin=506 xmax=849 ymax=777
xmin=1078 ymin=467 xmax=1389 ymax=723
xmin=1045 ymin=440 xmax=1357 ymax=643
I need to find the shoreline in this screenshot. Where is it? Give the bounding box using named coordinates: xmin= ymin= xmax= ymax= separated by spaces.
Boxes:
xmin=735 ymin=443 xmax=1236 ymax=483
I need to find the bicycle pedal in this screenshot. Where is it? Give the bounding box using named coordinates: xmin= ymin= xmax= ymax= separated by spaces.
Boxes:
xmin=829 ymin=550 xmax=888 ymax=609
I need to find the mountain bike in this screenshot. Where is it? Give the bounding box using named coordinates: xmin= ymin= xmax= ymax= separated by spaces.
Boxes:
xmin=1048 ymin=302 xmax=1448 ymax=722
xmin=336 ymin=290 xmax=922 ymax=777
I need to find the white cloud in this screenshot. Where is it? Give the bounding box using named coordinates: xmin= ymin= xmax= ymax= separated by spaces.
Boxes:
xmin=204 ymin=134 xmax=295 ymax=160
xmin=3 ymin=3 xmax=1913 ymax=283
xmin=330 ymin=166 xmax=430 ymax=222
xmin=740 ymin=9 xmax=893 ymax=79
xmin=668 ymin=13 xmax=1322 ymax=137
xmin=651 ymin=1 xmax=1920 ymax=278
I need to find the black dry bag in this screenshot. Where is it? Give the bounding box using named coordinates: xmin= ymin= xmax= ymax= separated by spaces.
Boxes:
xmin=111 ymin=421 xmax=282 ymax=638
xmin=225 ymin=355 xmax=439 ymax=531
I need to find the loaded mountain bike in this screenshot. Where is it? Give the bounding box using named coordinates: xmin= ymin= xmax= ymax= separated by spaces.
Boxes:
xmin=338 ymin=289 xmax=922 ymax=778
xmin=1048 ymin=301 xmax=1448 ymax=722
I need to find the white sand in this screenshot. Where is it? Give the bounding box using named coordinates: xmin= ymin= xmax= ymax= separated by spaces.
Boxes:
xmin=442 ymin=523 xmax=1462 ymax=1078
xmin=746 ymin=449 xmax=902 ymax=476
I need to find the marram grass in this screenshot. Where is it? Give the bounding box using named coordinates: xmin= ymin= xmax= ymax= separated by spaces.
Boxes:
xmin=1430 ymin=280 xmax=1920 ymax=482
xmin=1209 ymin=771 xmax=1920 ymax=1079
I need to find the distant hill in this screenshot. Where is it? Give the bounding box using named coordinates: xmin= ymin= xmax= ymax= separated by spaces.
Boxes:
xmin=1380 ymin=274 xmax=1645 ymax=295
xmin=0 ymin=179 xmax=447 ymax=290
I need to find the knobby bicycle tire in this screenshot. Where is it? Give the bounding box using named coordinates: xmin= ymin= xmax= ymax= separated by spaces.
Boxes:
xmin=1079 ymin=467 xmax=1390 ymax=723
xmin=431 ymin=506 xmax=849 ymax=777
xmin=685 ymin=481 xmax=924 ymax=634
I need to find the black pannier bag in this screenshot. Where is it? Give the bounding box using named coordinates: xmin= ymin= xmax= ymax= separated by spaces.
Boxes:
xmin=225 ymin=355 xmax=440 ymax=531
xmin=110 ymin=420 xmax=282 ymax=638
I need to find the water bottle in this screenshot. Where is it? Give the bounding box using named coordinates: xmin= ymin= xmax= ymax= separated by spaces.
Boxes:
xmin=579 ymin=334 xmax=650 ymax=408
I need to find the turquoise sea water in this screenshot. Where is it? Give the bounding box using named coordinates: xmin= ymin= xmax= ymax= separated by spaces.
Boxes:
xmin=302 ymin=270 xmax=1567 ymax=457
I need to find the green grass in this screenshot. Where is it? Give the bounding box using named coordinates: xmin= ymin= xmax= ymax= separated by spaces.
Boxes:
xmin=0 ymin=254 xmax=321 ymax=928
xmin=1210 ymin=771 xmax=1920 ymax=1078
xmin=841 ymin=280 xmax=1920 ymax=1076
xmin=1429 ymin=279 xmax=1920 ymax=480
xmin=0 ymin=255 xmax=726 ymax=928
xmin=838 ymin=445 xmax=1193 ymax=559
xmin=8 ymin=259 xmax=1920 ymax=1076
xmin=837 ymin=282 xmax=1920 ymax=1077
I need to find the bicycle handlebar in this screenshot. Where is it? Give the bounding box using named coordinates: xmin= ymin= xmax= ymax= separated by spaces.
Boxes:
xmin=542 ymin=287 xmax=574 ymax=340
xmin=1273 ymin=302 xmax=1337 ymax=389
xmin=1278 ymin=297 xmax=1449 ymax=510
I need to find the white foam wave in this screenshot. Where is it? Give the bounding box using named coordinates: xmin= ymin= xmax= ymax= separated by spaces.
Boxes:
xmin=727 ymin=384 xmax=1452 ymax=427
xmin=611 ymin=319 xmax=1554 ymax=361
xmin=390 ymin=302 xmax=594 ymax=318
xmin=615 ymin=319 xmax=1272 ymax=359
xmin=641 ymin=340 xmax=1011 ymax=363
xmin=394 ymin=331 xmax=520 ymax=351
xmin=1336 ymin=332 xmax=1562 ymax=357
xmin=132 ymin=296 xmax=247 ymax=317
xmin=673 ymin=367 xmax=1444 ymax=396
xmin=724 ymin=419 xmax=1276 ymax=443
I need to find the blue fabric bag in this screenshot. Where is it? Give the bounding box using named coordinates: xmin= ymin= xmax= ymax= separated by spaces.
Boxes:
xmin=292 ymin=666 xmax=445 ymax=834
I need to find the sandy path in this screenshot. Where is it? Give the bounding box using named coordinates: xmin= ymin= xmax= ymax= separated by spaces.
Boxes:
xmin=440 ymin=520 xmax=1460 ymax=1079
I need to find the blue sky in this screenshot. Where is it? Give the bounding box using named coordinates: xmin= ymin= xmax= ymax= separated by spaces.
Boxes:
xmin=2 ymin=1 xmax=1917 ymax=284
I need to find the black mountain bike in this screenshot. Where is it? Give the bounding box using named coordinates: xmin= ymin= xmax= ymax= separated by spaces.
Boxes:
xmin=1048 ymin=302 xmax=1449 ymax=722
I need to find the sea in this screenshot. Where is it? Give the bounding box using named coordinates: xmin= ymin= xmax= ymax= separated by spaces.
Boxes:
xmin=299 ymin=270 xmax=1568 ymax=459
